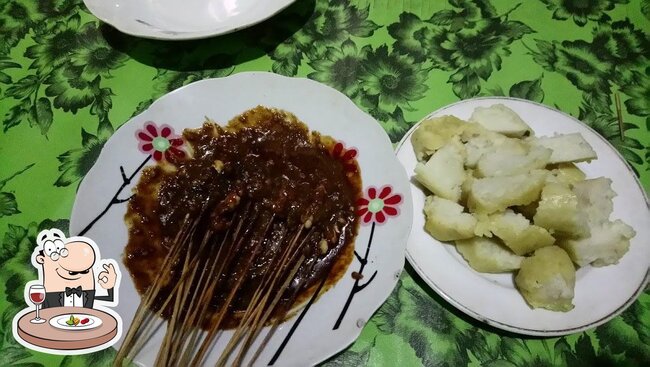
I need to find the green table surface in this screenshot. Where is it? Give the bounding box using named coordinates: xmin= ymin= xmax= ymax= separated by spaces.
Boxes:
xmin=1 ymin=0 xmax=648 ymax=366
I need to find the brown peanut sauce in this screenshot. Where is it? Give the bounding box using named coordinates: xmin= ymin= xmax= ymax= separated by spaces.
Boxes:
xmin=124 ymin=106 xmax=361 ymax=329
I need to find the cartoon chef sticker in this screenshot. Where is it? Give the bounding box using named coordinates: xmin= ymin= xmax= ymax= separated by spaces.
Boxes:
xmin=12 ymin=228 xmax=123 ymax=355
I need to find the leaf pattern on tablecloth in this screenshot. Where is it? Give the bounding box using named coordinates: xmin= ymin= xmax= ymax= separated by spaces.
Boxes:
xmin=270 ymin=0 xmax=379 ymax=76
xmin=326 ymin=269 xmax=650 ymax=367
xmin=0 ymin=0 xmax=649 ymax=366
xmin=0 ymin=1 xmax=41 ymax=54
xmin=272 ymin=0 xmax=421 ymax=139
xmin=387 ymin=1 xmax=534 ymax=100
xmin=643 ymin=0 xmax=650 ymax=18
xmin=358 ymin=274 xmax=473 ymax=367
xmin=59 ymin=348 xmax=117 ymax=367
xmin=529 ymin=16 xmax=649 ymax=173
xmin=320 ymin=337 xmax=375 ymax=366
xmin=578 ymin=95 xmax=645 ymax=176
xmin=1 ymin=2 xmax=124 ymax=134
xmin=0 ymin=164 xmax=34 ymax=218
xmin=530 ymin=19 xmax=648 ymax=110
xmin=539 ymin=0 xmax=630 ymax=26
xmin=593 ymin=290 xmax=650 ymax=365
xmin=55 ymin=116 xmax=115 ymax=187
xmin=0 ymin=306 xmax=44 ymax=367
xmin=0 ymin=223 xmax=38 ymax=307
xmin=621 ymin=67 xmax=650 ymax=117
xmin=483 ymin=76 xmax=545 ymax=103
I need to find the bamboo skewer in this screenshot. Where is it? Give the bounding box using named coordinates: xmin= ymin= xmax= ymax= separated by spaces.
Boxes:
xmin=114 ymin=215 xmax=195 ymax=365
xmin=216 ymin=227 xmax=307 ymax=365
xmin=159 ymin=228 xmax=212 ymax=366
xmin=190 ymin=212 xmax=275 ymax=366
xmin=177 ymin=230 xmax=241 ymax=365
xmin=232 ymin=254 xmax=308 ymax=367
xmin=116 ymin=196 xmax=341 ymax=367
xmin=170 ymin=204 xmax=250 ymax=366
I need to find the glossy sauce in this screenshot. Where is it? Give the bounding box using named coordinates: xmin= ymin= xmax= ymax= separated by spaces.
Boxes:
xmin=124 ymin=106 xmax=361 ymax=329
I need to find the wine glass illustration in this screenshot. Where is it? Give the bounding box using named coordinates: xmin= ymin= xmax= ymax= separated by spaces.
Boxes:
xmin=29 ymin=284 xmax=46 ymax=324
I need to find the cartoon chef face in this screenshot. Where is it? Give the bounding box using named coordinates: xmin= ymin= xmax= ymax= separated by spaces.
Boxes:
xmin=34 ymin=229 xmax=99 ymax=293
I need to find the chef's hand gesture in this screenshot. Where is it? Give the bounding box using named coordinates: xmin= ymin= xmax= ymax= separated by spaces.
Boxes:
xmin=98 ymin=263 xmax=117 ymax=289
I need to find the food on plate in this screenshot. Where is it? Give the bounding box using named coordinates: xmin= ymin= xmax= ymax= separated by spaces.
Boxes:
xmin=475 ymin=144 xmax=551 ymax=177
xmin=411 ymin=103 xmax=635 ymax=312
xmin=559 ymin=177 xmax=635 ymax=267
xmin=533 ymin=182 xmax=589 ymax=238
xmin=455 ymin=236 xmax=524 ymax=273
xmin=486 ymin=210 xmax=555 ymax=256
xmin=467 ymin=170 xmax=547 ymax=214
xmin=412 ymin=115 xmax=467 ymax=160
xmin=118 ymin=106 xmax=362 ymax=365
xmin=572 ymin=178 xmax=615 ymax=225
xmin=547 ymin=163 xmax=586 ymax=185
xmin=65 ymin=315 xmax=79 ymax=326
xmin=462 ymin=126 xmax=526 ymax=167
xmin=558 ymin=220 xmax=635 ymax=267
xmin=64 ymin=315 xmax=89 ymax=326
xmin=558 ymin=220 xmax=636 ymax=266
xmin=514 ymin=246 xmax=576 ymax=312
xmin=527 ymin=133 xmax=597 ymax=164
xmin=414 ymin=138 xmax=466 ymax=202
xmin=423 ymin=196 xmax=476 ymax=241
xmin=469 ymin=103 xmax=533 ymax=138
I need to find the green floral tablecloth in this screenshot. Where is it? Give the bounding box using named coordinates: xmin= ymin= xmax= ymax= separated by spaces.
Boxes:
xmin=1 ymin=0 xmax=648 ymax=366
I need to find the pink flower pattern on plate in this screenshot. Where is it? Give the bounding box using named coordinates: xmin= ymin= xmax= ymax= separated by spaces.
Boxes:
xmin=135 ymin=121 xmax=185 ymax=161
xmin=331 ymin=141 xmax=359 ymax=173
xmin=356 ymin=185 xmax=402 ymax=225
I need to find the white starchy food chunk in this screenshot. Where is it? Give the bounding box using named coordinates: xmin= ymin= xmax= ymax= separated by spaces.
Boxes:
xmin=572 ymin=177 xmax=615 ymax=226
xmin=462 ymin=124 xmax=528 ymax=168
xmin=488 ymin=210 xmax=555 ymax=255
xmin=423 ymin=196 xmax=477 ymax=241
xmin=469 ymin=104 xmax=533 ymax=138
xmin=411 ymin=115 xmax=468 ymax=161
xmin=514 ymin=246 xmax=576 ymax=312
xmin=546 ymin=163 xmax=587 ymax=185
xmin=476 ymin=145 xmax=552 ymax=177
xmin=558 ymin=177 xmax=634 ymax=267
xmin=467 ymin=170 xmax=547 ymax=214
xmin=460 ymin=121 xmax=502 ymax=141
xmin=455 ymin=236 xmax=524 ymax=273
xmin=559 ymin=220 xmax=635 ymax=267
xmin=565 ymin=221 xmax=635 ymax=267
xmin=533 ymin=182 xmax=589 ymax=238
xmin=528 ymin=133 xmax=597 ymax=164
xmin=414 ymin=138 xmax=466 ymax=202
xmin=464 ymin=135 xmax=498 ymax=168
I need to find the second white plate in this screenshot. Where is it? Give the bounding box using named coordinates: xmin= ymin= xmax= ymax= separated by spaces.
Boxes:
xmin=396 ymin=97 xmax=650 ymax=336
xmin=83 ymin=0 xmax=296 ymax=40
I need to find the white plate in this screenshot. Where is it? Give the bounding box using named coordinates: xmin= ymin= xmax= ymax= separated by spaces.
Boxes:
xmin=70 ymin=72 xmax=412 ymax=365
xmin=396 ymin=97 xmax=650 ymax=336
xmin=83 ymin=0 xmax=296 ymax=40
xmin=49 ymin=314 xmax=103 ymax=331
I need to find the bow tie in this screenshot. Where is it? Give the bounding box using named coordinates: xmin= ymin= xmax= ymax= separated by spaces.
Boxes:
xmin=65 ymin=286 xmax=82 ymax=297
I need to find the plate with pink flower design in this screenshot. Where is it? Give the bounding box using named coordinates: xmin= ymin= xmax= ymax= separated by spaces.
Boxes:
xmin=69 ymin=72 xmax=412 ymax=366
